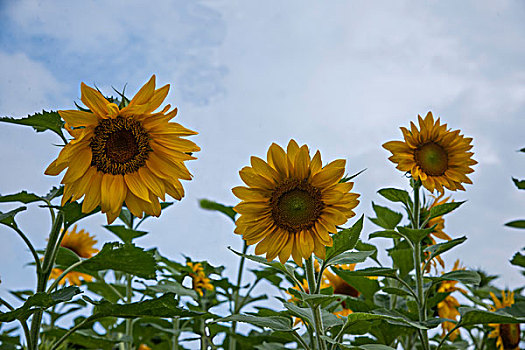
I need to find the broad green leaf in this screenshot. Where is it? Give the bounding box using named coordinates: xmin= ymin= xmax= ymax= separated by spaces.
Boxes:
xmin=0 ymin=207 xmax=26 ymax=227
xmin=85 ymin=281 xmax=125 ymax=304
xmin=342 ymin=310 xmax=427 ymax=331
xmin=81 ymin=242 xmax=157 ymax=279
xmin=381 ymin=287 xmax=411 ymax=297
xmin=431 ymin=270 xmax=481 ymax=285
xmin=0 ymin=286 xmax=81 ymax=322
xmin=512 ymin=177 xmax=525 ymax=190
xmin=458 ymin=307 xmax=524 ymax=325
xmin=369 ymin=230 xmax=401 ymax=239
xmin=286 ymin=288 xmax=344 ymax=307
xmin=333 ymin=270 xmax=380 ymax=301
xmin=55 ymin=246 xmax=81 ymax=267
xmin=282 ymin=302 xmax=343 ymax=329
xmin=424 ymin=236 xmax=467 ymax=258
xmin=325 ymin=216 xmax=364 ymax=262
xmin=217 ymin=314 xmax=292 ymax=332
xmin=325 ymin=250 xmax=374 ymax=266
xmin=377 ymin=188 xmax=412 ymax=206
xmin=397 ymin=225 xmax=435 ymax=244
xmin=0 ymin=191 xmax=42 ymax=204
xmin=510 ymin=252 xmax=525 ymax=268
xmin=0 ymin=110 xmax=65 ymax=140
xmin=370 ymin=203 xmax=403 ymax=230
xmin=354 ymin=240 xmax=378 ymax=261
xmin=43 ymin=328 xmax=118 ymax=350
xmin=387 ymin=241 xmax=413 ymax=278
xmin=199 ymin=199 xmax=236 ymax=221
xmin=147 ymin=280 xmax=198 ymax=299
xmin=229 ymin=248 xmax=298 ymax=284
xmin=321 ymin=337 xmax=397 ymax=350
xmin=92 ymin=293 xmax=201 ymax=319
xmin=428 ymin=201 xmax=465 ymax=220
xmin=505 ymin=220 xmax=525 ymax=229
xmin=335 ymin=267 xmax=396 ymax=278
xmin=104 ymin=225 xmax=148 ymax=243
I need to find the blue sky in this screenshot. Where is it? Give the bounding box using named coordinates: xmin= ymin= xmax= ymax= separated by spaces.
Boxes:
xmin=1 ymin=0 xmax=524 ymax=309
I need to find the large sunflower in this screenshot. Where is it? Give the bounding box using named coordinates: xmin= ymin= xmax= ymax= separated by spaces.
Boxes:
xmin=383 ymin=112 xmax=476 ymax=193
xmin=488 ymin=291 xmax=520 ymax=350
xmin=49 ymin=225 xmax=98 ymax=286
xmin=233 ymin=140 xmax=359 ymax=265
xmin=45 ymin=75 xmax=199 ymax=223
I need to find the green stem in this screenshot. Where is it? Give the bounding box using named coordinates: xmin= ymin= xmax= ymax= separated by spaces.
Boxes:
xmin=305 ymin=257 xmax=326 ymax=350
xmin=435 ymin=324 xmax=461 ymax=350
xmin=125 ymin=273 xmax=133 ymax=350
xmin=0 ymin=296 xmax=33 ymax=349
xmin=292 ymin=330 xmax=311 ymax=350
xmin=172 ymin=316 xmax=180 ymax=350
xmin=46 ymin=260 xmax=84 ymax=293
xmin=2 ymin=224 xmax=42 ymax=274
xmin=50 ymin=317 xmax=94 ymax=350
xmin=230 ymin=242 xmax=248 ymax=350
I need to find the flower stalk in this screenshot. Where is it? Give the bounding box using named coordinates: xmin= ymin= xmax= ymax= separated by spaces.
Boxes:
xmin=305 ymin=257 xmax=327 ymax=350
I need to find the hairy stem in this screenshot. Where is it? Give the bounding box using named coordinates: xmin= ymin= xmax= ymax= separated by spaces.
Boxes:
xmin=305 ymin=257 xmax=326 ymax=350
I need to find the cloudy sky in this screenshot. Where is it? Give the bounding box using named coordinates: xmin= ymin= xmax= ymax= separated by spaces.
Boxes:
xmin=1 ymin=0 xmax=524 ymax=309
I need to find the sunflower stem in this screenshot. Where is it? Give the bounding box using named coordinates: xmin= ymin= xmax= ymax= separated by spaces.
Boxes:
xmin=125 ymin=273 xmax=133 ymax=350
xmin=46 ymin=260 xmax=84 ymax=293
xmin=172 ymin=316 xmax=180 ymax=350
xmin=305 ymin=257 xmax=327 ymax=350
xmin=230 ymin=241 xmax=248 ymax=350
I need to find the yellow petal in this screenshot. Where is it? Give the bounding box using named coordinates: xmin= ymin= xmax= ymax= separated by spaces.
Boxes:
xmin=82 ymin=170 xmax=103 ymax=213
xmin=61 ymin=146 xmax=92 ymax=184
xmin=59 ymin=110 xmax=99 ymax=127
xmin=129 ymin=75 xmax=156 ymax=106
xmin=81 ymin=83 xmax=110 ymax=117
xmin=124 ymin=172 xmax=151 ymax=202
xmin=294 ymin=146 xmax=310 ymax=180
xmin=267 ymin=143 xmax=289 ymax=176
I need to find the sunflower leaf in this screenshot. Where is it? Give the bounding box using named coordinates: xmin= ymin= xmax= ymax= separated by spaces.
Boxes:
xmin=505 ymin=220 xmax=525 ymax=229
xmin=0 ymin=191 xmax=42 ymax=204
xmin=286 ymin=288 xmax=345 ymax=307
xmin=369 ymin=230 xmax=401 ymax=239
xmin=377 ymin=188 xmax=412 ymax=207
xmin=370 ymin=203 xmax=403 ymax=230
xmin=103 ymin=225 xmax=148 ymax=243
xmin=428 ymin=201 xmax=465 ymax=220
xmin=430 ymin=270 xmax=481 ymax=285
xmin=424 ymin=236 xmax=467 ymax=263
xmin=199 ymin=199 xmax=236 ymax=221
xmin=0 ymin=207 xmax=27 ymax=228
xmin=325 ymin=250 xmax=374 ymax=266
xmin=215 ymin=314 xmax=293 ymax=332
xmin=510 ymin=252 xmax=525 ymax=268
xmin=325 ymin=215 xmax=364 ymax=263
xmin=0 ymin=110 xmax=65 ymax=140
xmin=458 ymin=307 xmax=524 ymax=326
xmin=512 ymin=177 xmax=525 ymax=190
xmin=396 ymin=225 xmax=435 ymax=244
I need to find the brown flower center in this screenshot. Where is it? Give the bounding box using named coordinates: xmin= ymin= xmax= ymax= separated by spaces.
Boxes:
xmin=91 ymin=117 xmax=151 ymax=175
xmin=414 ymin=142 xmax=448 ymax=176
xmin=270 ymin=179 xmax=324 ymax=233
xmin=500 ymin=323 xmax=520 ymax=349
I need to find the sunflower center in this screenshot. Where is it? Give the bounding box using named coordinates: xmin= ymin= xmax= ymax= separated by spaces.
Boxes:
xmin=270 ymin=179 xmax=324 ymax=233
xmin=414 ymin=142 xmax=448 ymax=176
xmin=91 ymin=117 xmax=151 ymax=175
xmin=500 ymin=323 xmax=520 ymax=349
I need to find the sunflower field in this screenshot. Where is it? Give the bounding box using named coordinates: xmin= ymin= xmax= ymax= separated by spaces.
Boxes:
xmin=0 ymin=75 xmax=523 ymax=350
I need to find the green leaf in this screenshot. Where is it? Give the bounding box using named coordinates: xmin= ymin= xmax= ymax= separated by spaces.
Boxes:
xmin=397 ymin=225 xmax=435 ymax=244
xmin=0 ymin=191 xmax=42 ymax=204
xmin=43 ymin=328 xmax=118 ymax=350
xmin=48 ymin=201 xmax=100 ymax=230
xmin=216 ymin=314 xmax=292 ymax=332
xmin=229 ymin=248 xmax=298 ymax=284
xmin=325 ymin=216 xmax=364 ymax=262
xmin=147 ymin=280 xmax=198 ymax=299
xmin=387 ymin=241 xmax=413 ymax=278
xmin=369 ymin=230 xmax=401 ymax=239
xmin=335 ymin=267 xmax=397 ymax=278
xmin=424 ymin=236 xmax=467 ymax=262
xmin=81 ymin=242 xmax=157 ymax=279
xmin=377 ymin=188 xmax=412 ymax=206
xmin=55 ymin=246 xmax=82 ymax=267
xmin=92 ymin=293 xmax=201 ymax=319
xmin=333 ymin=270 xmax=381 ymax=300
xmin=458 ymin=307 xmax=524 ymax=326
xmin=0 ymin=207 xmax=27 ymax=227
xmin=199 ymin=199 xmax=236 ymax=221
xmin=104 ymin=225 xmax=148 ymax=243
xmin=286 ymin=288 xmax=344 ymax=307
xmin=0 ymin=286 xmax=81 ymax=322
xmin=325 ymin=250 xmax=374 ymax=266
xmin=381 ymin=287 xmax=411 ymax=297
xmin=428 ymin=201 xmax=465 ymax=220
xmin=370 ymin=203 xmax=403 ymax=230
xmin=341 ymin=310 xmax=427 ymax=331
xmin=505 ymin=220 xmax=525 ymax=229
xmin=432 ymin=270 xmax=481 ymax=285
xmin=512 ymin=177 xmax=525 ymax=190
xmin=510 ymin=252 xmax=525 ymax=268
xmin=0 ymin=110 xmax=65 ymax=140
xmin=282 ymin=302 xmax=343 ymax=329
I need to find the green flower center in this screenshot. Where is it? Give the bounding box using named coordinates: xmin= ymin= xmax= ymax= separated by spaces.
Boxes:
xmin=91 ymin=117 xmax=151 ymax=175
xmin=414 ymin=142 xmax=448 ymax=176
xmin=270 ymin=179 xmax=324 ymax=233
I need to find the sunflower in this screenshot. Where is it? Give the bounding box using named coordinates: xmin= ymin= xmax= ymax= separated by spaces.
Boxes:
xmin=436 ymin=260 xmax=468 ymax=340
xmin=323 ymin=264 xmax=360 ymax=317
xmin=383 ymin=112 xmax=476 ymax=193
xmin=45 ymin=75 xmax=199 ymax=223
xmin=489 ymin=291 xmax=520 ymax=350
xmin=423 ymin=193 xmax=453 ymax=273
xmin=233 ymin=140 xmax=359 ymax=265
xmin=187 ymin=262 xmax=214 ymax=297
xmin=48 ymin=225 xmax=98 ymax=286
xmin=138 ymin=345 xmax=152 ymax=350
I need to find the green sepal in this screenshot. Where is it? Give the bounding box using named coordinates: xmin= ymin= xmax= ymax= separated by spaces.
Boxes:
xmin=510 ymin=251 xmax=525 ymax=268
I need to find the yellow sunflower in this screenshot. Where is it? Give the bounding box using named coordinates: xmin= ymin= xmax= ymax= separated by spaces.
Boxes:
xmin=187 ymin=262 xmax=214 ymax=297
xmin=233 ymin=140 xmax=360 ymax=265
xmin=489 ymin=291 xmax=520 ymax=350
xmin=423 ymin=193 xmax=453 ymax=273
xmin=437 ymin=260 xmax=468 ymax=340
xmin=138 ymin=345 xmax=152 ymax=350
xmin=383 ymin=112 xmax=476 ymax=193
xmin=48 ymin=225 xmax=98 ymax=286
xmin=45 ymin=75 xmax=199 ymax=223
xmin=323 ymin=264 xmax=360 ymax=317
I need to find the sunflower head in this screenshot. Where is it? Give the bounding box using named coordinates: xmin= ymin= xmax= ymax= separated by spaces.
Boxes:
xmin=233 ymin=140 xmax=359 ymax=266
xmin=488 ymin=291 xmax=519 ymax=350
xmin=187 ymin=262 xmax=214 ymax=297
xmin=383 ymin=112 xmax=476 ymax=193
xmin=45 ymin=75 xmax=199 ymax=223
xmin=49 ymin=225 xmax=98 ymax=286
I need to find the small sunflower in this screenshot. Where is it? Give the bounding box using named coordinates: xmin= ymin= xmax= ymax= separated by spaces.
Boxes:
xmin=423 ymin=193 xmax=453 ymax=273
xmin=489 ymin=291 xmax=520 ymax=350
xmin=187 ymin=262 xmax=214 ymax=297
xmin=383 ymin=112 xmax=476 ymax=193
xmin=437 ymin=260 xmax=468 ymax=340
xmin=233 ymin=140 xmax=360 ymax=265
xmin=45 ymin=75 xmax=199 ymax=223
xmin=49 ymin=225 xmax=98 ymax=286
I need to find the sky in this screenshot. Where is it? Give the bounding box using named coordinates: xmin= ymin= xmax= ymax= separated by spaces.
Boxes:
xmin=1 ymin=0 xmax=524 ymax=317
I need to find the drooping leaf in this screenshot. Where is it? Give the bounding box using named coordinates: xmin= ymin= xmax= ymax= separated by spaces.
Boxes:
xmin=377 ymin=188 xmax=412 ymax=207
xmin=0 ymin=207 xmax=27 ymax=227
xmin=0 ymin=110 xmax=65 ymax=140
xmin=216 ymin=314 xmax=292 ymax=332
xmin=397 ymin=225 xmax=435 ymax=244
xmin=458 ymin=307 xmax=524 ymax=326
xmin=431 ymin=270 xmax=481 ymax=285
xmin=325 ymin=250 xmax=374 ymax=266
xmin=505 ymin=220 xmax=525 ymax=229
xmin=325 ymin=216 xmax=364 ymax=262
xmin=512 ymin=177 xmax=525 ymax=190
xmin=370 ymin=203 xmax=403 ymax=230
xmin=424 ymin=236 xmax=467 ymax=263
xmin=43 ymin=328 xmax=118 ymax=350
xmin=103 ymin=225 xmax=148 ymax=243
xmin=199 ymin=199 xmax=236 ymax=221
xmin=369 ymin=230 xmax=401 ymax=239
xmin=428 ymin=201 xmax=465 ymax=220
xmin=381 ymin=287 xmax=412 ymax=297
xmin=0 ymin=191 xmax=42 ymax=204
xmin=147 ymin=280 xmax=198 ymax=299
xmin=341 ymin=310 xmax=427 ymax=332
